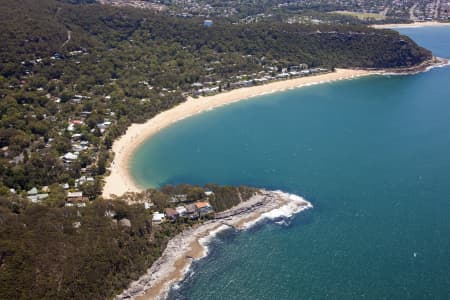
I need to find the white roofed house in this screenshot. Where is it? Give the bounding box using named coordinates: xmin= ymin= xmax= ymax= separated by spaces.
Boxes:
xmin=276 ymin=72 xmax=290 ymax=79
xmin=71 ymin=133 xmax=83 ymax=140
xmin=72 ymin=144 xmax=88 ymax=152
xmin=63 ymin=152 xmax=78 ymax=163
xmin=27 ymin=187 xmax=38 ymax=196
xmin=27 ymin=187 xmax=49 ymax=203
xmin=152 ymin=212 xmax=166 ymax=223
xmin=68 ymin=191 xmax=83 ymax=198
xmin=175 ymin=205 xmax=187 ymax=216
xmin=204 ymin=191 xmax=214 ymax=197
xmin=97 ymin=121 xmax=112 ymax=134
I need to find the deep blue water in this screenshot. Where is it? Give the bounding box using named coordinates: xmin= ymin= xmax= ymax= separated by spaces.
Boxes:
xmin=131 ymin=27 xmax=450 ymax=299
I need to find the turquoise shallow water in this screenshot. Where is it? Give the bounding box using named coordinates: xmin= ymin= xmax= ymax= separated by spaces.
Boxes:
xmin=131 ymin=27 xmax=450 ymax=299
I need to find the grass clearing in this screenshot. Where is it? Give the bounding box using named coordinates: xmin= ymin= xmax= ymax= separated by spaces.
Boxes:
xmin=332 ymin=11 xmax=386 ymax=20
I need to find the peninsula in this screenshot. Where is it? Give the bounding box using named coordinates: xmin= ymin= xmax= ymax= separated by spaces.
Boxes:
xmin=117 ymin=190 xmax=313 ymax=300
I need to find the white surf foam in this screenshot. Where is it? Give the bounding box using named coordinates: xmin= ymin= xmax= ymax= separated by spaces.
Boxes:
xmin=242 ymin=191 xmax=313 ymax=229
xmin=381 ymin=57 xmax=450 ymax=76
xmin=197 ymin=224 xmax=229 ymax=257
xmin=123 ymin=191 xmax=313 ymax=300
xmin=193 ymin=191 xmax=313 ymax=260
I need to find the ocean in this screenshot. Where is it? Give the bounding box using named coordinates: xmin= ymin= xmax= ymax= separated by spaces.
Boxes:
xmin=130 ymin=27 xmax=450 ymax=299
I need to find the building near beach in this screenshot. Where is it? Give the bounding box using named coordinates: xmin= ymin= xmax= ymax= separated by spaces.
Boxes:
xmin=176 ymin=205 xmax=187 ymax=216
xmin=67 ymin=191 xmax=88 ymax=203
xmin=185 ymin=204 xmax=199 ymax=219
xmin=152 ymin=212 xmax=165 ymax=223
xmin=195 ymin=201 xmax=214 ymax=216
xmin=165 ymin=208 xmax=179 ymax=221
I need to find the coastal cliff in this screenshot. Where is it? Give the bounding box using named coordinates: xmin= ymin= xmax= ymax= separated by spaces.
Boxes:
xmin=115 ymin=190 xmax=312 ymax=300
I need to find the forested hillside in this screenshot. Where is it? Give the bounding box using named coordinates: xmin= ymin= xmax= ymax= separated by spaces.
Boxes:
xmin=0 ymin=184 xmax=258 ymax=299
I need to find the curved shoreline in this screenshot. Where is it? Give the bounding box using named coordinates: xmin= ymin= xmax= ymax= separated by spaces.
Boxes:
xmin=372 ymin=21 xmax=450 ymax=29
xmin=102 ymin=68 xmax=378 ymax=198
xmin=115 ymin=190 xmax=313 ymax=300
xmin=106 ymin=59 xmax=449 ymax=300
xmin=102 ymin=58 xmax=449 ymax=199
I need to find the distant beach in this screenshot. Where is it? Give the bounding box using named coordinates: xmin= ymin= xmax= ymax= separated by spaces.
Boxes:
xmin=115 ymin=190 xmax=313 ymax=300
xmin=372 ymin=21 xmax=450 ymax=29
xmin=102 ymin=69 xmax=376 ymax=198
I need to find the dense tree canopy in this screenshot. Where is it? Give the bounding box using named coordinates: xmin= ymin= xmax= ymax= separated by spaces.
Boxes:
xmin=0 ymin=184 xmax=257 ymax=299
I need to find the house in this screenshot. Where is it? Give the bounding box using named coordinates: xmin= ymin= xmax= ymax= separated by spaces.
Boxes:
xmin=175 ymin=205 xmax=187 ymax=216
xmin=195 ymin=201 xmax=214 ymax=216
xmin=76 ymin=176 xmax=95 ymax=186
xmin=204 ymin=19 xmax=213 ymax=27
xmin=70 ymin=119 xmax=84 ymax=126
xmin=27 ymin=192 xmax=49 ymax=203
xmin=105 ymin=210 xmax=116 ymax=217
xmin=97 ymin=121 xmax=112 ymax=130
xmin=27 ymin=188 xmax=49 ymax=202
xmin=63 ymin=152 xmax=78 ymax=162
xmin=170 ymin=194 xmax=188 ymax=203
xmin=164 ymin=208 xmax=179 ymax=221
xmin=192 ymin=82 xmax=203 ymax=88
xmin=27 ymin=187 xmax=38 ymax=196
xmin=185 ymin=204 xmax=199 ymax=219
xmin=276 ymin=73 xmax=290 ymax=79
xmin=68 ymin=191 xmax=82 ymax=198
xmin=204 ymin=191 xmax=214 ymax=197
xmin=67 ymin=191 xmax=88 ymax=203
xmin=71 ymin=95 xmax=89 ymax=103
xmin=72 ymin=144 xmax=88 ymax=152
xmin=119 ymin=218 xmax=132 ymax=227
xmin=152 ymin=212 xmax=165 ymax=223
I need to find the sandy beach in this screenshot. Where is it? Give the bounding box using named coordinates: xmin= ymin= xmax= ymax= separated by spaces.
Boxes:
xmin=115 ymin=190 xmax=313 ymax=300
xmin=372 ymin=21 xmax=450 ymax=29
xmin=102 ymin=69 xmax=376 ymax=198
